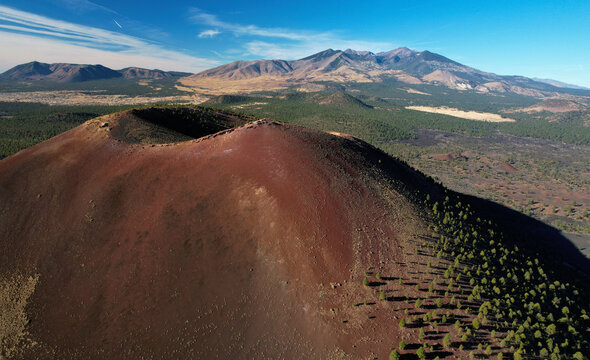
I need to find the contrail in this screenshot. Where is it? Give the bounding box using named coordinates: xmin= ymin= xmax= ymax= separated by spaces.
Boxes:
xmin=113 ymin=19 xmax=123 ymax=29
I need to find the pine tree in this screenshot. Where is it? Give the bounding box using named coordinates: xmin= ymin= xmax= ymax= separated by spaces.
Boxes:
xmin=443 ymin=333 xmax=451 ymax=348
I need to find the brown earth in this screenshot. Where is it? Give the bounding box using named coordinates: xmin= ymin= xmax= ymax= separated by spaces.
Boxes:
xmin=498 ymin=163 xmax=519 ymax=173
xmin=431 ymin=153 xmax=468 ymax=162
xmin=0 ymin=109 xmax=434 ymax=359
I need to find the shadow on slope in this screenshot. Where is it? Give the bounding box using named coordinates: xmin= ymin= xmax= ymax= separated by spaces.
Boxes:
xmin=362 ymin=138 xmax=590 ymax=275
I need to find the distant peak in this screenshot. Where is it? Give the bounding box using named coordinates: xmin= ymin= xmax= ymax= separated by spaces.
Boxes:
xmin=299 ymin=48 xmax=339 ymax=61
xmin=376 ymin=47 xmax=418 ymax=58
xmin=343 ymin=49 xmax=375 ymax=56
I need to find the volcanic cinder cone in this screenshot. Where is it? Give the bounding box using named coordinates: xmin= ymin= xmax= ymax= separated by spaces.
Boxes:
xmin=0 ymin=107 xmax=435 ymax=359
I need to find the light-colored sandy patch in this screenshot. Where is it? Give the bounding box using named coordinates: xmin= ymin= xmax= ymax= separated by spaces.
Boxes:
xmin=0 ymin=91 xmax=208 ymax=106
xmin=180 ymin=76 xmax=292 ymax=94
xmin=137 ymin=81 xmax=150 ymax=86
xmin=327 ymin=131 xmax=355 ymax=140
xmin=175 ymin=84 xmax=197 ymax=92
xmin=403 ymin=88 xmax=430 ymax=95
xmin=423 ymin=70 xmax=472 ymax=90
xmin=406 ymin=106 xmax=515 ymax=122
xmin=483 ymin=82 xmax=508 ymax=93
xmin=231 ymin=102 xmax=268 ymax=109
xmin=0 ymin=273 xmax=39 ymax=358
xmin=394 ymin=73 xmax=423 ymax=84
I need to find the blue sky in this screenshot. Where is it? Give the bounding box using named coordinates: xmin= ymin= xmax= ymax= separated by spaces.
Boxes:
xmin=1 ymin=0 xmax=589 ymax=86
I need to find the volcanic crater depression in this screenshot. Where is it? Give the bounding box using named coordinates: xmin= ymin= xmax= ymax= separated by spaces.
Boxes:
xmin=108 ymin=106 xmax=253 ymax=144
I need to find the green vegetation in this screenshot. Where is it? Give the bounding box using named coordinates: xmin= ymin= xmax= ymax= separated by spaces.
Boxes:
xmin=421 ymin=192 xmax=590 ymax=359
xmin=389 ymin=349 xmax=400 ymax=360
xmin=207 ymin=89 xmax=590 ymax=147
xmin=443 ymin=333 xmax=451 ymax=348
xmin=0 ymin=77 xmax=186 ymax=96
xmin=416 ymin=346 xmax=426 ymax=359
xmin=0 ymin=102 xmax=132 ymax=157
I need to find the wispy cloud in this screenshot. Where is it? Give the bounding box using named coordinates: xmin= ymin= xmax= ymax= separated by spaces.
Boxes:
xmin=190 ymin=8 xmax=329 ymax=41
xmin=189 ymin=9 xmax=394 ymax=60
xmin=0 ymin=5 xmax=218 ymax=72
xmin=198 ymin=29 xmax=220 ymax=38
xmin=53 ymin=0 xmax=118 ymax=15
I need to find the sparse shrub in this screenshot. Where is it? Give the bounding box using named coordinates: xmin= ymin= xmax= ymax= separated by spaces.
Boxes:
xmin=416 ymin=346 xmax=426 ymax=359
xmin=435 ymin=298 xmax=443 ymax=308
xmin=399 ymin=340 xmax=406 ymax=350
xmin=389 ymin=349 xmax=400 ymax=360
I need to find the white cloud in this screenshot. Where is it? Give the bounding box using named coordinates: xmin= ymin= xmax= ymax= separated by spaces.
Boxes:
xmin=198 ymin=29 xmax=220 ymax=38
xmin=190 ymin=9 xmax=395 ymax=60
xmin=0 ymin=32 xmax=217 ymax=73
xmin=0 ymin=5 xmax=218 ymax=72
xmin=190 ymin=8 xmax=331 ymax=41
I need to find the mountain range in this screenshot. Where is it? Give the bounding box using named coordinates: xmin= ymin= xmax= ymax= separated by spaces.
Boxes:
xmin=2 ymin=48 xmax=588 ymax=97
xmin=0 ymin=61 xmax=191 ymax=83
xmin=184 ymin=47 xmax=584 ymax=97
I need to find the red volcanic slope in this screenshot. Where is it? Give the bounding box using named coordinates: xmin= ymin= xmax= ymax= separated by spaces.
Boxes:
xmin=0 ymin=111 xmax=427 ymax=359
